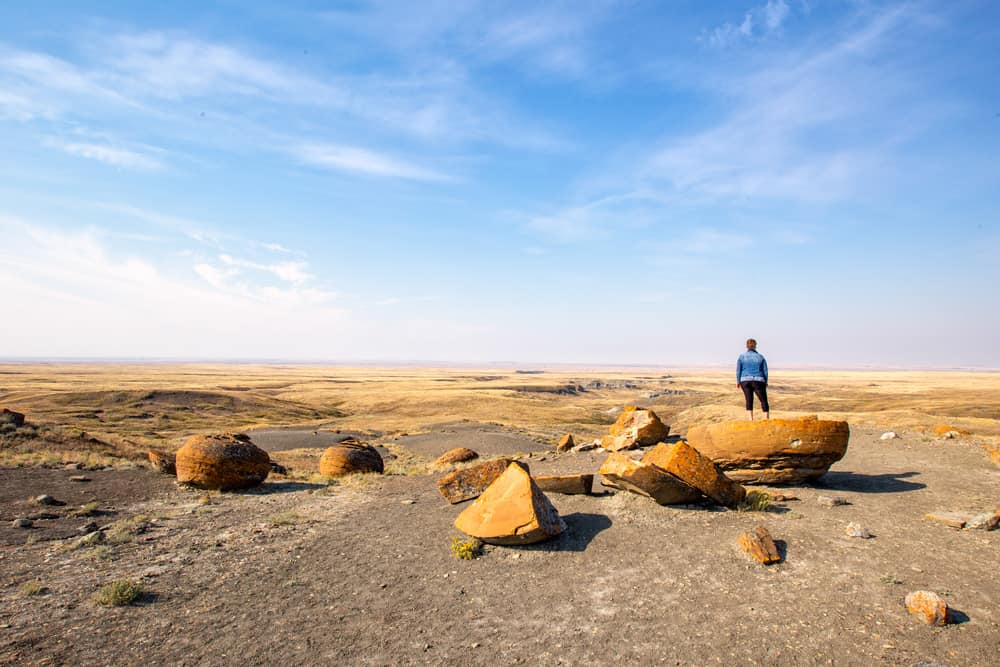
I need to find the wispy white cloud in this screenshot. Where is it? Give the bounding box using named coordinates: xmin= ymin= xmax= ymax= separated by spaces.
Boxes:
xmin=46 ymin=139 xmax=165 ymax=171
xmin=295 ymin=144 xmax=453 ymax=182
xmin=217 ymin=253 xmax=314 ymax=285
xmin=700 ymin=0 xmax=791 ymax=48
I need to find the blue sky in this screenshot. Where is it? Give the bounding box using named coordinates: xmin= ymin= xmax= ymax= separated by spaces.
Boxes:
xmin=1 ymin=1 xmax=998 ymax=366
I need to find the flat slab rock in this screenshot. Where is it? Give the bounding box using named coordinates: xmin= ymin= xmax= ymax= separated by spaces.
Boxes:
xmin=437 ymin=459 xmax=529 ymax=504
xmin=534 ymin=474 xmax=593 ymax=495
xmin=686 ymin=416 xmax=850 ymax=484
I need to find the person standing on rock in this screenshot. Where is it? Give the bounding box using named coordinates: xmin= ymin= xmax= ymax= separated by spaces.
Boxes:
xmin=737 ymin=338 xmax=769 ymax=421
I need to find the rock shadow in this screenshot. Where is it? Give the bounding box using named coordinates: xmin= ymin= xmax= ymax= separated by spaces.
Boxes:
xmin=527 ymin=512 xmax=612 ymax=552
xmin=814 ymin=471 xmax=925 ymax=494
xmin=236 ymin=481 xmax=328 ymax=495
xmin=774 ymin=539 xmax=788 ymax=563
xmin=948 ymin=608 xmax=971 ymax=625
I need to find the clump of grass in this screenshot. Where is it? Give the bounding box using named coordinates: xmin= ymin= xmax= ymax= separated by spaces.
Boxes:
xmin=450 ymin=536 xmax=482 ymax=561
xmin=382 ymin=443 xmax=430 ymax=476
xmin=106 ymin=515 xmax=151 ymax=544
xmin=268 ymin=511 xmax=302 ymax=527
xmin=85 ymin=545 xmax=113 ymax=561
xmin=94 ymin=579 xmax=143 ymax=607
xmin=737 ymin=491 xmax=772 ymax=513
xmin=71 ymin=501 xmax=100 ymax=517
xmin=880 ymin=574 xmax=903 ymax=585
xmin=19 ymin=580 xmax=47 ymax=597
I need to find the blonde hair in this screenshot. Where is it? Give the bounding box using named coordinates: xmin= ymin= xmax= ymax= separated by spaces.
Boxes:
xmin=746 ymin=338 xmax=757 ymax=350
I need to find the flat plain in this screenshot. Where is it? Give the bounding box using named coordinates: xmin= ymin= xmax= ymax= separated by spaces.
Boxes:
xmin=1 ymin=364 xmax=998 ymax=665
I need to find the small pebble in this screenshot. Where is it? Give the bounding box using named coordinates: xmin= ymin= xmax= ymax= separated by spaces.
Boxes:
xmin=817 ymin=495 xmax=849 ymax=507
xmin=845 ymin=522 xmax=872 ymax=538
xmin=12 ymin=518 xmax=32 ymax=529
xmin=400 ymin=499 xmax=415 ymax=505
xmin=33 ymin=495 xmax=61 ymax=506
xmin=879 ymin=431 xmax=898 ymax=440
xmin=78 ymin=522 xmax=99 ymax=535
xmin=69 ymin=475 xmax=91 ymax=482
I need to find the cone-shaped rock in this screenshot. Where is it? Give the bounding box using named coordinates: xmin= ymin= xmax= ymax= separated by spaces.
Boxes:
xmin=176 ymin=433 xmax=270 ymax=490
xmin=601 ymin=406 xmax=669 ymax=451
xmin=148 ymin=449 xmax=177 ymax=475
xmin=556 ymin=434 xmax=575 ymax=452
xmin=454 ymin=463 xmax=566 ymax=545
xmin=438 ymin=458 xmax=529 ymax=504
xmin=685 ymin=416 xmax=849 ymax=484
xmin=433 ymin=447 xmax=479 ymax=467
xmin=599 ymin=452 xmax=702 ymax=504
xmin=642 ymin=441 xmax=746 ymax=507
xmin=319 ymin=439 xmax=384 ymax=477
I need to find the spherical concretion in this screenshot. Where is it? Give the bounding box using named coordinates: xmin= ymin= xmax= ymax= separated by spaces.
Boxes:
xmin=175 ymin=433 xmax=270 ymax=490
xmin=319 ymin=440 xmax=384 ymax=477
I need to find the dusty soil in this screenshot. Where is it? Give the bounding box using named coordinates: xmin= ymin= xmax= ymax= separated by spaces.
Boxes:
xmin=2 ymin=426 xmax=997 ymax=666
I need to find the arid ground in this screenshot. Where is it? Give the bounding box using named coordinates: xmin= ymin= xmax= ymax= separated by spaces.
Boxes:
xmin=1 ymin=364 xmax=998 ymax=666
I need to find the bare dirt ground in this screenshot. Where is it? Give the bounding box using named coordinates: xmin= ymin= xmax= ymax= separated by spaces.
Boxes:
xmin=1 ymin=365 xmax=999 ymax=665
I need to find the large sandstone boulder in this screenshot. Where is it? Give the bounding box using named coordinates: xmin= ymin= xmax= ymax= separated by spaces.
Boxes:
xmin=601 ymin=406 xmax=669 ymax=451
xmin=175 ymin=433 xmax=270 ymax=490
xmin=642 ymin=441 xmax=746 ymax=507
xmin=438 ymin=458 xmax=529 ymax=504
xmin=685 ymin=416 xmax=850 ymax=484
xmin=433 ymin=447 xmax=479 ymax=467
xmin=454 ymin=463 xmax=566 ymax=545
xmin=599 ymin=452 xmax=702 ymax=505
xmin=319 ymin=439 xmax=384 ymax=477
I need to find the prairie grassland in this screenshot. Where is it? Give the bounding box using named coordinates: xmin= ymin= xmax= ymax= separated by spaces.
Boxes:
xmin=1 ymin=364 xmax=999 ymax=465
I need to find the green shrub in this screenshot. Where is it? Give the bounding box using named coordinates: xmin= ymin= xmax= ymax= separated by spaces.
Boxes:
xmin=19 ymin=580 xmax=47 ymax=597
xmin=94 ymin=579 xmax=143 ymax=607
xmin=737 ymin=491 xmax=771 ymax=513
xmin=450 ymin=536 xmax=481 ymax=560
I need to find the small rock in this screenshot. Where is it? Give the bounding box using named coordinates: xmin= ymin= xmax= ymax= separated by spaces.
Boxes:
xmin=905 ymin=590 xmax=949 ymax=626
xmin=923 ymin=512 xmax=971 ymax=529
xmin=33 ymin=495 xmax=64 ymax=506
xmin=737 ymin=525 xmax=781 ymax=564
xmin=79 ymin=522 xmax=99 ymax=535
xmin=269 ymin=462 xmax=288 ymax=475
xmin=77 ymin=531 xmax=105 ymax=546
xmin=12 ymin=518 xmax=33 ymax=528
xmin=817 ymin=495 xmax=849 ymax=507
xmin=400 ymin=499 xmax=416 ymax=505
xmin=964 ymin=512 xmax=999 ymax=531
xmin=64 ymin=462 xmax=82 ymax=470
xmin=573 ymin=441 xmax=599 ymax=452
xmin=69 ymin=475 xmax=91 ymax=482
xmin=879 ymin=431 xmax=899 ymax=440
xmin=556 ymin=434 xmax=575 ymax=452
xmin=845 ymin=522 xmax=872 ymax=538
xmin=433 ymin=447 xmax=479 ymax=467
xmin=941 ymin=430 xmax=960 ymax=440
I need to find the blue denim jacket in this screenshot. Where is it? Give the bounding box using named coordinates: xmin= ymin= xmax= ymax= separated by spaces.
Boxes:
xmin=737 ymin=350 xmax=768 ymax=383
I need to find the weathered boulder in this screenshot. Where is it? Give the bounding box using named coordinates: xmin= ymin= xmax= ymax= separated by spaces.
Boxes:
xmin=175 ymin=433 xmax=270 ymax=490
xmin=601 ymin=406 xmax=669 ymax=451
xmin=534 ymin=474 xmax=594 ymax=495
xmin=148 ymin=449 xmax=177 ymax=475
xmin=437 ymin=458 xmax=529 ymax=504
xmin=905 ymin=591 xmax=949 ymax=626
xmin=453 ymin=463 xmax=565 ymax=545
xmin=685 ymin=416 xmax=850 ymax=484
xmin=600 ymin=452 xmax=702 ymax=504
xmin=319 ymin=439 xmax=384 ymax=477
xmin=433 ymin=447 xmax=479 ymax=467
xmin=642 ymin=441 xmax=746 ymax=507
xmin=0 ymin=408 xmax=26 ymax=427
xmin=737 ymin=525 xmax=781 ymax=564
xmin=556 ymin=434 xmax=575 ymax=452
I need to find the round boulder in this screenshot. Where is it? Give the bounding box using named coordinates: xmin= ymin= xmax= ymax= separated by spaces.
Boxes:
xmin=175 ymin=433 xmax=270 ymax=490
xmin=433 ymin=447 xmax=479 ymax=467
xmin=319 ymin=439 xmax=384 ymax=477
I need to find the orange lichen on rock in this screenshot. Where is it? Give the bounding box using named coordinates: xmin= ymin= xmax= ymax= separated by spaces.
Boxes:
xmin=599 ymin=452 xmax=702 ymax=505
xmin=642 ymin=441 xmax=746 ymax=507
xmin=438 ymin=458 xmax=529 ymax=504
xmin=685 ymin=416 xmax=849 ymax=484
xmin=319 ymin=439 xmax=384 ymax=477
xmin=933 ymin=424 xmax=969 ymax=437
xmin=905 ymin=591 xmax=949 ymax=626
xmin=453 ymin=463 xmax=565 ymax=545
xmin=147 ymin=449 xmax=177 ymax=475
xmin=175 ymin=433 xmax=270 ymax=490
xmin=737 ymin=525 xmax=781 ymax=564
xmin=534 ymin=474 xmax=594 ymax=495
xmin=601 ymin=406 xmax=669 ymax=451
xmin=433 ymin=447 xmax=480 ymax=467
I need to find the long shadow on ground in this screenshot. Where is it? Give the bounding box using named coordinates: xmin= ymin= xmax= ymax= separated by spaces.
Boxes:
xmin=525 ymin=512 xmax=612 ymax=552
xmin=815 ymin=471 xmax=925 ymax=493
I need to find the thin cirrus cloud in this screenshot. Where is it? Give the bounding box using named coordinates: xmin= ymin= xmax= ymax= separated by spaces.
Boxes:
xmin=46 ymin=139 xmax=165 ymax=171
xmin=700 ymin=0 xmax=792 ymax=48
xmin=294 ymin=144 xmax=454 ymax=182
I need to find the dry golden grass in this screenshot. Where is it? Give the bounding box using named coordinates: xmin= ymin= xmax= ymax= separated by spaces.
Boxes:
xmin=2 ymin=363 xmax=999 ymax=470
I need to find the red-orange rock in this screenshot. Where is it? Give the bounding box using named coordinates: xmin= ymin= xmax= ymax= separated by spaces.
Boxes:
xmin=433 ymin=447 xmax=480 ymax=467
xmin=685 ymin=416 xmax=850 ymax=484
xmin=319 ymin=439 xmax=384 ymax=477
xmin=148 ymin=449 xmax=176 ymax=475
xmin=175 ymin=433 xmax=270 ymax=490
xmin=737 ymin=525 xmax=781 ymax=564
xmin=599 ymin=452 xmax=702 ymax=505
xmin=642 ymin=441 xmax=746 ymax=507
xmin=933 ymin=424 xmax=968 ymax=437
xmin=556 ymin=434 xmax=575 ymax=452
xmin=905 ymin=591 xmax=949 ymax=626
xmin=601 ymin=406 xmax=669 ymax=451
xmin=534 ymin=474 xmax=593 ymax=495
xmin=453 ymin=463 xmax=565 ymax=545
xmin=437 ymin=458 xmax=529 ymax=504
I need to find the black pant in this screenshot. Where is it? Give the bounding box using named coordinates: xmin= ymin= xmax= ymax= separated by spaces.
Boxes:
xmin=741 ymin=381 xmax=769 ymax=412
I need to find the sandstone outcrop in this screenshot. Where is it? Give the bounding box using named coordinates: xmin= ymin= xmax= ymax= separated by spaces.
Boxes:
xmin=685 ymin=416 xmax=850 ymax=484
xmin=556 ymin=434 xmax=575 ymax=452
xmin=438 ymin=459 xmax=529 ymax=504
xmin=453 ymin=463 xmax=565 ymax=545
xmin=737 ymin=525 xmax=781 ymax=564
xmin=642 ymin=441 xmax=746 ymax=507
xmin=599 ymin=452 xmax=702 ymax=505
xmin=0 ymin=408 xmax=25 ymax=427
xmin=905 ymin=591 xmax=949 ymax=626
xmin=601 ymin=406 xmax=669 ymax=451
xmin=534 ymin=474 xmax=594 ymax=495
xmin=148 ymin=449 xmax=177 ymax=475
xmin=175 ymin=433 xmax=270 ymax=490
xmin=433 ymin=447 xmax=479 ymax=467
xmin=319 ymin=439 xmax=384 ymax=477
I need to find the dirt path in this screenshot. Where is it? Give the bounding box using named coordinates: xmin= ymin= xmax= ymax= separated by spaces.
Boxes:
xmin=1 ymin=427 xmax=997 ymax=666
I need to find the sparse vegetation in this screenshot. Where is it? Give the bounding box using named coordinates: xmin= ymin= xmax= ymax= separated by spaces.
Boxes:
xmin=880 ymin=574 xmax=903 ymax=585
xmin=450 ymin=536 xmax=482 ymax=560
xmin=94 ymin=579 xmax=143 ymax=607
xmin=268 ymin=511 xmax=302 ymax=526
xmin=106 ymin=515 xmax=151 ymax=544
xmin=19 ymin=580 xmax=47 ymax=597
xmin=72 ymin=501 xmax=100 ymax=517
xmin=737 ymin=491 xmax=772 ymax=513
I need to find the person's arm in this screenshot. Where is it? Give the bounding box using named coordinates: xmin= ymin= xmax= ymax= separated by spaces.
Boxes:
xmin=736 ymin=356 xmax=742 ymax=387
xmin=762 ymin=357 xmax=768 ymax=384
